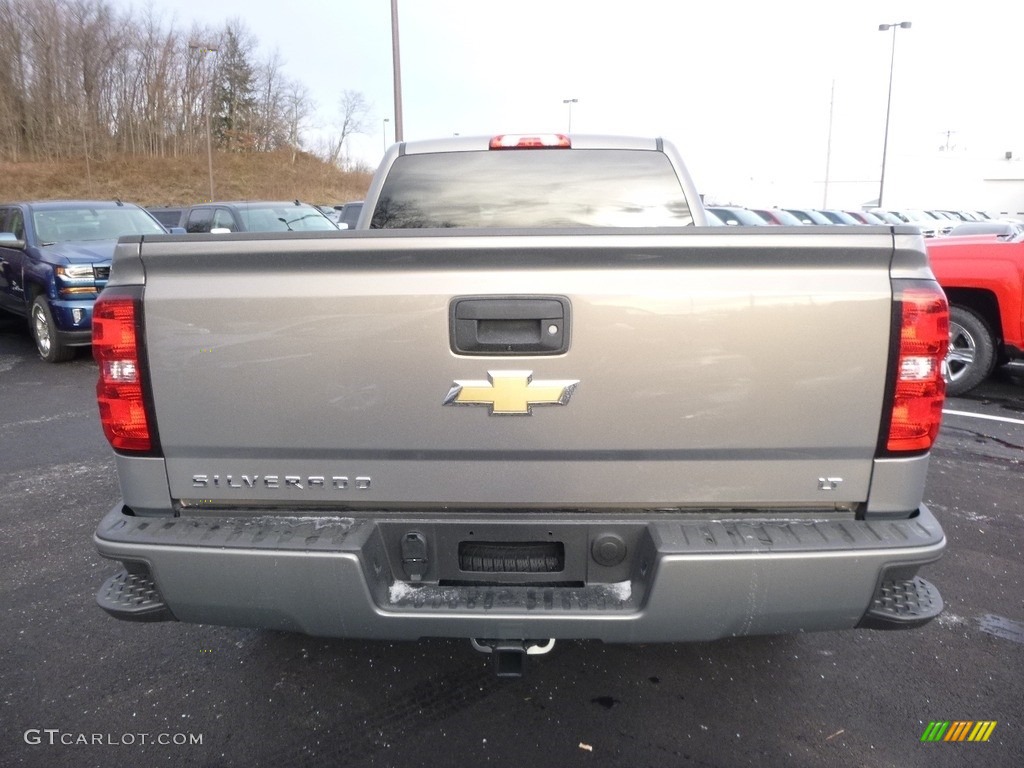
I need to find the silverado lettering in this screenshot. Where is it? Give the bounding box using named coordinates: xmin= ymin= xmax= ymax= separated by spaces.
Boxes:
xmin=191 ymin=475 xmax=371 ymax=490
xmin=92 ymin=134 xmax=950 ymax=676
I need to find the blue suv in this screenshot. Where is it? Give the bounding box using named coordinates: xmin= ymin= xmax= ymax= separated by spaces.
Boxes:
xmin=0 ymin=200 xmax=167 ymax=361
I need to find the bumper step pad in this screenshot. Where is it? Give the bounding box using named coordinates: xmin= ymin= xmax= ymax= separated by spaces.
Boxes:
xmin=858 ymin=576 xmax=943 ymax=630
xmin=97 ymin=569 xmax=176 ymax=622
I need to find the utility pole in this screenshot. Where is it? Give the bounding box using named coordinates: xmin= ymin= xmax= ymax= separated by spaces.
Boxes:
xmin=189 ymin=42 xmax=219 ymax=201
xmin=823 ymin=79 xmax=835 ymax=208
xmin=877 ymin=21 xmax=911 ymax=209
xmin=391 ymin=0 xmax=404 ymax=141
xmin=562 ymin=98 xmax=578 ymax=133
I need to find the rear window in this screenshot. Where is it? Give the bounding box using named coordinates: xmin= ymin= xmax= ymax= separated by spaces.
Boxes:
xmin=147 ymin=208 xmax=183 ymax=228
xmin=237 ymin=205 xmax=336 ymax=232
xmin=370 ymin=149 xmax=693 ymax=229
xmin=340 ymin=202 xmax=363 ymax=228
xmin=185 ymin=208 xmax=214 ymax=233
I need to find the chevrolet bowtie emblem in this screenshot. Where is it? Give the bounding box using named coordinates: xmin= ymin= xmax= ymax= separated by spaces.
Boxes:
xmin=443 ymin=371 xmax=580 ymax=415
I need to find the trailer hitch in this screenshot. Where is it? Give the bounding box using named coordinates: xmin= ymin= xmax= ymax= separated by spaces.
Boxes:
xmin=470 ymin=638 xmax=556 ymax=677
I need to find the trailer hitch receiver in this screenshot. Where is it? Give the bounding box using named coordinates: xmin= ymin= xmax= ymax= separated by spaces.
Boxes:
xmin=470 ymin=638 xmax=556 ymax=677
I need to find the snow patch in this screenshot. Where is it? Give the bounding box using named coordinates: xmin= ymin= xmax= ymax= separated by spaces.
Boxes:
xmin=388 ymin=581 xmax=420 ymax=603
xmin=0 ymin=411 xmax=92 ymax=431
xmin=936 ymin=613 xmax=966 ymax=628
xmin=599 ymin=580 xmax=632 ymax=602
xmin=386 ymin=579 xmax=633 ymax=604
xmin=221 ymin=515 xmax=355 ymax=530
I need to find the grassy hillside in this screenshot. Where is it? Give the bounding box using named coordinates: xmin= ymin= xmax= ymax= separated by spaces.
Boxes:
xmin=0 ymin=151 xmax=373 ymax=208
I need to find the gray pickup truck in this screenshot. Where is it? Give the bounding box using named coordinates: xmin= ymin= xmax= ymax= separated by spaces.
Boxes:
xmin=93 ymin=134 xmax=950 ymax=674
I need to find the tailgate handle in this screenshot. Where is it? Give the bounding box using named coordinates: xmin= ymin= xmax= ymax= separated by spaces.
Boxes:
xmin=450 ymin=296 xmax=570 ymax=355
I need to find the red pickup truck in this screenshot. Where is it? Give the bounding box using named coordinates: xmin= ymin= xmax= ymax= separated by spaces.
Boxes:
xmin=926 ymin=235 xmax=1024 ymax=395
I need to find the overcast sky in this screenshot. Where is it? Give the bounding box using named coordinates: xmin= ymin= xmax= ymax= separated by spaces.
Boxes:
xmin=118 ymin=0 xmax=1023 ymax=205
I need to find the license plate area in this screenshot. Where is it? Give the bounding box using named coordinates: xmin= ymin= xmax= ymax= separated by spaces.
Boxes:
xmin=377 ymin=521 xmax=644 ymax=586
xmin=458 ymin=541 xmax=565 ymax=573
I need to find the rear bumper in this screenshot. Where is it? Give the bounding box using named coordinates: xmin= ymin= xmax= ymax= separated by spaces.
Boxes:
xmin=93 ymin=505 xmax=946 ymax=642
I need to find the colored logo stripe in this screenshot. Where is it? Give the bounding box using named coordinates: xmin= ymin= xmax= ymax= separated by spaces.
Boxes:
xmin=968 ymin=722 xmax=997 ymax=742
xmin=920 ymin=721 xmax=996 ymax=742
xmin=944 ymin=721 xmax=973 ymax=741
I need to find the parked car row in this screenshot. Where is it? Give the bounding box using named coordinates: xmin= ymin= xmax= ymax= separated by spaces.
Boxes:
xmin=703 ymin=204 xmax=1015 ymax=239
xmin=151 ymin=200 xmax=369 ymax=232
xmin=149 ymin=200 xmax=339 ymax=234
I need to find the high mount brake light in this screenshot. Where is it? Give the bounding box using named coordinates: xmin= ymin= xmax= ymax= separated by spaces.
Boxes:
xmin=93 ymin=290 xmax=158 ymax=453
xmin=883 ymin=282 xmax=949 ymax=454
xmin=489 ymin=134 xmax=572 ymax=150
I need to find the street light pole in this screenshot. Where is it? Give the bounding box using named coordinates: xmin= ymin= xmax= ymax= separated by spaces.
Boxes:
xmin=390 ymin=0 xmax=404 ymax=141
xmin=877 ymin=21 xmax=911 ymax=209
xmin=823 ymin=79 xmax=835 ymax=208
xmin=562 ymin=98 xmax=578 ymax=133
xmin=189 ymin=42 xmax=219 ymax=201
xmin=383 ymin=117 xmax=390 ymax=153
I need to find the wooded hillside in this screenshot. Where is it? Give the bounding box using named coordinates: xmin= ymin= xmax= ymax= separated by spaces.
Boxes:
xmin=0 ymin=0 xmax=367 ymax=167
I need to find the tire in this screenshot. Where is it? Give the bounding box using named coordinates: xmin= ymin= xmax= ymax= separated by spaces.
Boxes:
xmin=30 ymin=295 xmax=76 ymax=363
xmin=944 ymin=305 xmax=996 ymax=396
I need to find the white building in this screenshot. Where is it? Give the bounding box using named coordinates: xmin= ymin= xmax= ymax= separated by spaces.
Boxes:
xmin=879 ymin=148 xmax=1024 ymax=216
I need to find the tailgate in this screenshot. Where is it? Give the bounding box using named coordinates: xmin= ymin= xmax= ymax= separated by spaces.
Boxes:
xmin=138 ymin=229 xmax=896 ymax=510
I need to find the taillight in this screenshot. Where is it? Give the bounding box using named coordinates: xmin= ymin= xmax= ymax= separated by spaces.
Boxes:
xmin=93 ymin=290 xmax=158 ymax=453
xmin=489 ymin=134 xmax=571 ymax=149
xmin=882 ymin=282 xmax=949 ymax=453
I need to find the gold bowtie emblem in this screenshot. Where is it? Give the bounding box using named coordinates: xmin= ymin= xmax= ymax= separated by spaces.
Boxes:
xmin=444 ymin=371 xmax=579 ymax=415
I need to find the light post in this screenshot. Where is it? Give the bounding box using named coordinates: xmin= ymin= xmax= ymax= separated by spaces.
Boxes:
xmin=823 ymin=79 xmax=835 ymax=208
xmin=383 ymin=117 xmax=390 ymax=153
xmin=390 ymin=0 xmax=404 ymax=141
xmin=877 ymin=21 xmax=911 ymax=209
xmin=189 ymin=42 xmax=219 ymax=201
xmin=562 ymin=98 xmax=578 ymax=133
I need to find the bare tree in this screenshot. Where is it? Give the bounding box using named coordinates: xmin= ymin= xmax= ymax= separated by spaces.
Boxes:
xmin=323 ymin=90 xmax=370 ymax=166
xmin=180 ymin=22 xmax=220 ymax=157
xmin=253 ymin=49 xmax=288 ymax=151
xmin=284 ymin=80 xmax=313 ymax=163
xmin=0 ymin=0 xmax=30 ymax=160
xmin=68 ymin=0 xmax=124 ymax=159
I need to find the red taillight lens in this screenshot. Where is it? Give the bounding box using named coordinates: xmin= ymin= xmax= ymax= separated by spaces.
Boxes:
xmin=885 ymin=284 xmax=949 ymax=453
xmin=93 ymin=292 xmax=155 ymax=453
xmin=489 ymin=134 xmax=571 ymax=149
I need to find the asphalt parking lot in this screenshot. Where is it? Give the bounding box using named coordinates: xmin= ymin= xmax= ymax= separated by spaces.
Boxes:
xmin=1 ymin=317 xmax=1022 ymax=768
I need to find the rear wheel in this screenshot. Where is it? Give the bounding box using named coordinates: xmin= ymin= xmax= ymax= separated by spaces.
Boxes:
xmin=944 ymin=305 xmax=995 ymax=396
xmin=30 ymin=295 xmax=75 ymax=363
